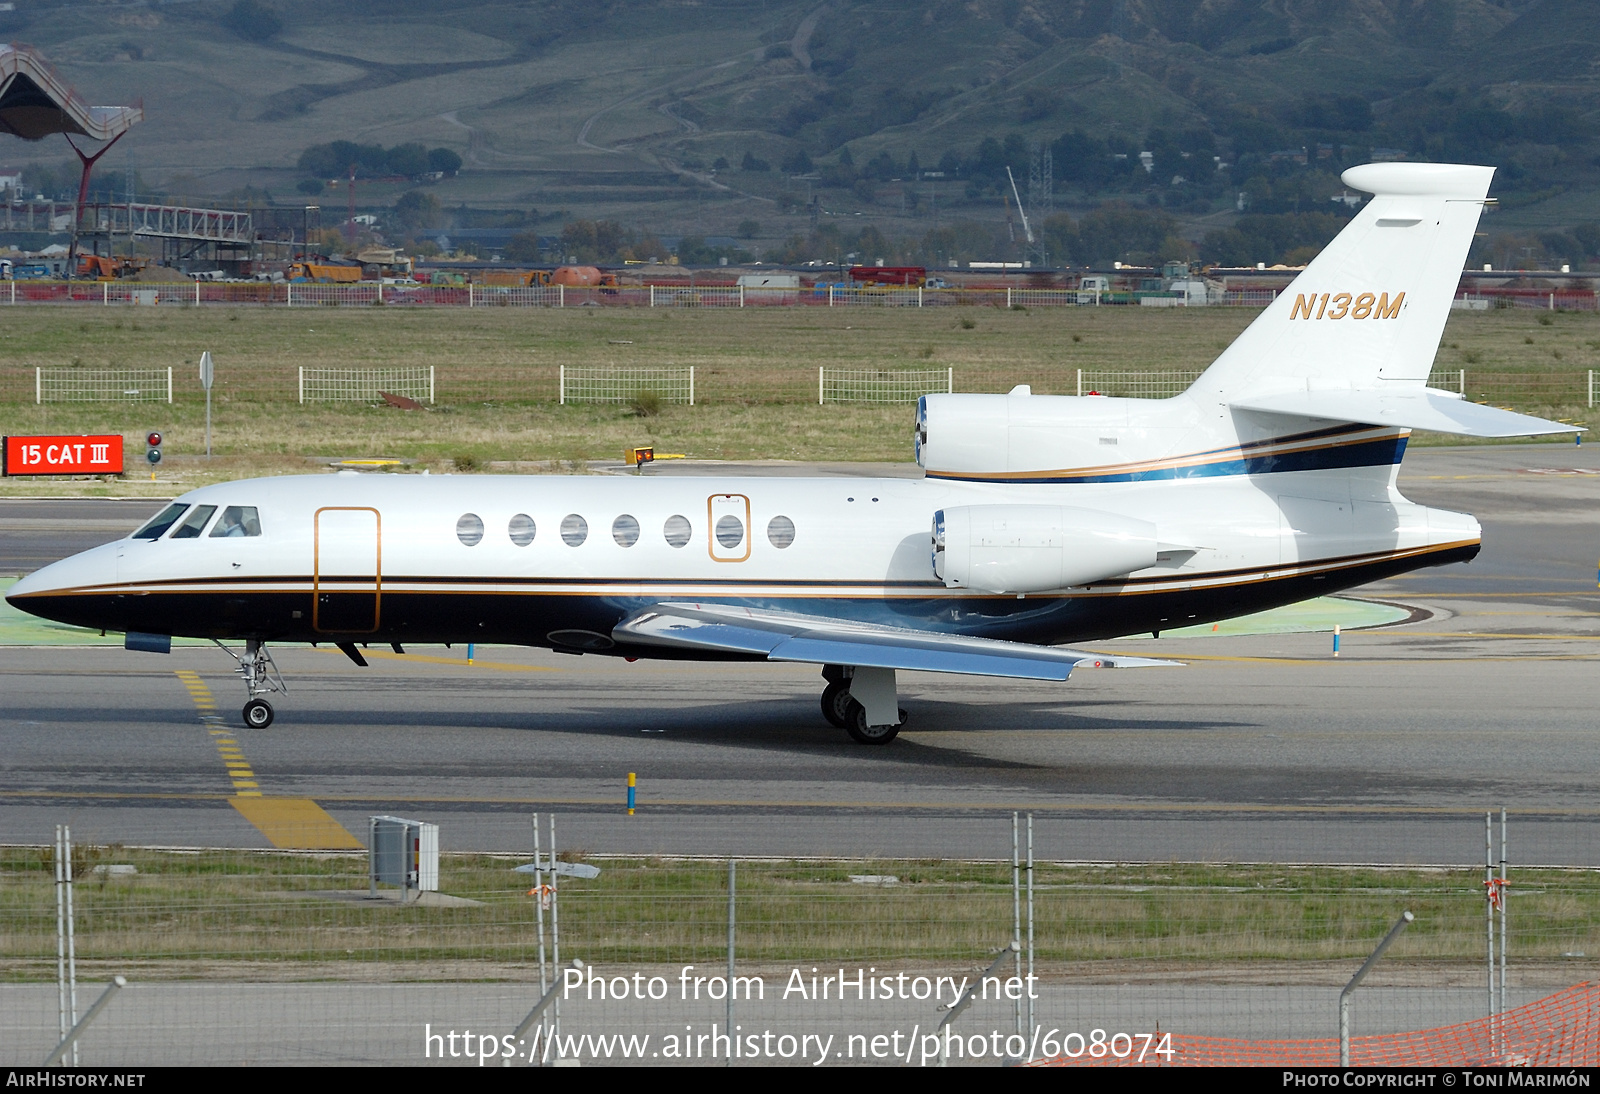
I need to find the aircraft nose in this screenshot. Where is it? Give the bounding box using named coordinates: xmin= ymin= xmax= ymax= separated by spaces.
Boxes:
xmin=6 ymin=542 xmax=118 ymax=606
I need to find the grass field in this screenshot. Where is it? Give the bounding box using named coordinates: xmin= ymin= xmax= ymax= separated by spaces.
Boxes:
xmin=3 ymin=847 xmax=1596 ymax=983
xmin=0 ymin=305 xmax=1594 ymax=497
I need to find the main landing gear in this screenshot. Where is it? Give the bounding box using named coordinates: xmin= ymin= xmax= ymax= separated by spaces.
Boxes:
xmin=214 ymin=638 xmax=287 ymax=729
xmin=820 ymin=665 xmax=907 ymax=745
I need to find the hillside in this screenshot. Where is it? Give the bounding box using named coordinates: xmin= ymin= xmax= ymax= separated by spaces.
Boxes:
xmin=3 ymin=0 xmax=1598 ymax=265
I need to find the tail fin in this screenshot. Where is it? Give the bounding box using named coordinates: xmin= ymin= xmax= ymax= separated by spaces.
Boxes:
xmin=1194 ymin=163 xmax=1493 ymax=401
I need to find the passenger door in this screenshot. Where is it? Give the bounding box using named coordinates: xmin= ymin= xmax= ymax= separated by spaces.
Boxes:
xmin=314 ymin=507 xmax=381 ymax=633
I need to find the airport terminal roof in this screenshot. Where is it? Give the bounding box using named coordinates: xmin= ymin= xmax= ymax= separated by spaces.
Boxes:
xmin=0 ymin=43 xmax=142 ymax=142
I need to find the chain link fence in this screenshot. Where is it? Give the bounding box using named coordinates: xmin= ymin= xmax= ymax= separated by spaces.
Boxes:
xmin=5 ymin=811 xmax=1599 ymax=1066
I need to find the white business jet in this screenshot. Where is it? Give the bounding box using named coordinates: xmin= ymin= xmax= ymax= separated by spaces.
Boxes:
xmin=7 ymin=163 xmax=1579 ymax=742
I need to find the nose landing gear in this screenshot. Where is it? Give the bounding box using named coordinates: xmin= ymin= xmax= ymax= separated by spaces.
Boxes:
xmin=214 ymin=638 xmax=287 ymax=729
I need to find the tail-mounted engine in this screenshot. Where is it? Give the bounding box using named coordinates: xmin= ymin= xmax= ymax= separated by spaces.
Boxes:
xmin=932 ymin=505 xmax=1159 ymax=594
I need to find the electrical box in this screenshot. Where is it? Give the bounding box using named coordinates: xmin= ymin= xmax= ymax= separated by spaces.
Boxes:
xmin=368 ymin=815 xmax=439 ymax=897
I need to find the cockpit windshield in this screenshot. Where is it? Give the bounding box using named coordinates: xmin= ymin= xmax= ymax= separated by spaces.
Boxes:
xmin=169 ymin=505 xmax=218 ymax=539
xmin=208 ymin=506 xmax=262 ymax=538
xmin=131 ymin=503 xmax=188 ymax=540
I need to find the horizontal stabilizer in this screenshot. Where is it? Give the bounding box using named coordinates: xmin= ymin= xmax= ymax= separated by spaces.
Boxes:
xmin=613 ymin=602 xmax=1180 ymax=681
xmin=1232 ymin=389 xmax=1583 ymax=438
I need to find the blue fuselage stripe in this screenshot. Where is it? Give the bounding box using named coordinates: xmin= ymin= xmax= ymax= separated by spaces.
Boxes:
xmin=932 ymin=435 xmax=1408 ymax=484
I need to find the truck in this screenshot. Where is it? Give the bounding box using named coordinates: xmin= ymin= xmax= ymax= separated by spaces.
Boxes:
xmin=286 ymin=262 xmax=362 ymax=284
xmin=74 ymin=255 xmax=143 ymax=281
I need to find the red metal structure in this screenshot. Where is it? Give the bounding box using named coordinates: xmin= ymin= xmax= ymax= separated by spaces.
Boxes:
xmin=848 ymin=265 xmax=926 ymax=287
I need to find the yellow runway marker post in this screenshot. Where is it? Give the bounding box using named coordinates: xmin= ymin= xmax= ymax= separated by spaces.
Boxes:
xmin=172 ymin=670 xmax=362 ymax=850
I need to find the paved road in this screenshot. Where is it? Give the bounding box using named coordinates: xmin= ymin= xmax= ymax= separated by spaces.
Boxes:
xmin=2 ymin=446 xmax=1597 ymax=864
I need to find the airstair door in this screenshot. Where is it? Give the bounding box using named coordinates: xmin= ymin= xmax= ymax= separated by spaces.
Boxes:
xmin=314 ymin=507 xmax=381 ymax=633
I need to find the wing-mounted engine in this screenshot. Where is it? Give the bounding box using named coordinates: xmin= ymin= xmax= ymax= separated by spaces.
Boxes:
xmin=932 ymin=505 xmax=1159 ymax=594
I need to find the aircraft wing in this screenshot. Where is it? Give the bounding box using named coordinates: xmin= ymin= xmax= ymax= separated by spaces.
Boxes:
xmin=1232 ymin=389 xmax=1583 ymax=438
xmin=611 ymin=602 xmax=1179 ymax=681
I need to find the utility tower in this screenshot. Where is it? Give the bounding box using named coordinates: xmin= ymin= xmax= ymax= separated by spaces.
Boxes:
xmin=1028 ymin=142 xmax=1053 ymax=266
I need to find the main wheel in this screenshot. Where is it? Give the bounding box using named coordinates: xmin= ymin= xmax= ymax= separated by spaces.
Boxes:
xmin=844 ymin=698 xmax=904 ymax=745
xmin=821 ymin=682 xmax=851 ymax=728
xmin=243 ymin=698 xmax=274 ymax=729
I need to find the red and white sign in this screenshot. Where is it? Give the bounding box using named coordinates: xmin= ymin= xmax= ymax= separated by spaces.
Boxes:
xmin=3 ymin=434 xmax=125 ymax=476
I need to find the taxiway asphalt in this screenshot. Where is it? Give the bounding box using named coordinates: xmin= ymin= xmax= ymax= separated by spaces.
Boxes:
xmin=2 ymin=445 xmax=1596 ymax=864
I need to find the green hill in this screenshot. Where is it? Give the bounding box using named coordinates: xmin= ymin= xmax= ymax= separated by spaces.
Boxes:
xmin=4 ymin=0 xmax=1597 ymax=263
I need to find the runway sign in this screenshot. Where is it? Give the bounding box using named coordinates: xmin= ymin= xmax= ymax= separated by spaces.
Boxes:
xmin=2 ymin=434 xmax=125 ymax=475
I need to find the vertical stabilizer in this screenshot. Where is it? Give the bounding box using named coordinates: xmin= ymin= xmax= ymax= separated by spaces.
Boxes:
xmin=1192 ymin=163 xmax=1493 ymax=402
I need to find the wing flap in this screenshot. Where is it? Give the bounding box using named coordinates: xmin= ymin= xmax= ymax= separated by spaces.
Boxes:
xmin=612 ymin=602 xmax=1178 ymax=680
xmin=1233 ymin=389 xmax=1582 ymax=438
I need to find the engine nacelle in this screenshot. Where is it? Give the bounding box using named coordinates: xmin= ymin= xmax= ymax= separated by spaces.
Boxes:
xmin=932 ymin=505 xmax=1159 ymax=593
xmin=916 ymin=390 xmax=1182 ymax=476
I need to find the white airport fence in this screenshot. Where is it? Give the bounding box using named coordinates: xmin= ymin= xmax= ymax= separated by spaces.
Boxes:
xmin=1076 ymin=369 xmax=1203 ymax=399
xmin=820 ymin=366 xmax=953 ymax=404
xmin=559 ymin=365 xmax=695 ymax=406
xmin=35 ymin=367 xmax=172 ymax=404
xmin=283 ymin=283 xmax=382 ymax=307
xmin=1428 ymin=369 xmax=1467 ymax=395
xmin=297 ymin=366 xmax=434 ymax=404
xmin=0 ymin=280 xmax=1301 ymax=310
xmin=648 ymin=285 xmax=744 ymax=308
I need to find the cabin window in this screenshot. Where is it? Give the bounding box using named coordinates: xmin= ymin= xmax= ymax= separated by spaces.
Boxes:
xmin=132 ymin=503 xmax=188 ymax=540
xmin=663 ymin=514 xmax=691 ymax=548
xmin=208 ymin=506 xmax=262 ymax=538
xmin=456 ymin=513 xmax=484 ymax=546
xmin=169 ymin=505 xmax=218 ymax=539
xmin=715 ymin=514 xmax=745 ymax=549
xmin=612 ymin=514 xmax=640 ymax=547
xmin=767 ymin=515 xmax=796 ymax=549
xmin=561 ymin=514 xmax=588 ymax=547
xmin=508 ymin=513 xmax=536 ymax=547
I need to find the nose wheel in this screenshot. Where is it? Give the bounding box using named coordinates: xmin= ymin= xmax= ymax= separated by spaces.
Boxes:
xmin=214 ymin=637 xmax=288 ymax=729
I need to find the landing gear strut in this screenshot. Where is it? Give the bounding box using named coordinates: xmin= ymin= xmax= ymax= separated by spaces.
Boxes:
xmin=214 ymin=638 xmax=287 ymax=729
xmin=821 ymin=665 xmax=907 ymax=744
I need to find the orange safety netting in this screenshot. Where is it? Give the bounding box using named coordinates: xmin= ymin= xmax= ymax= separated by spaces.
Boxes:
xmin=1034 ymin=982 xmax=1600 ymax=1067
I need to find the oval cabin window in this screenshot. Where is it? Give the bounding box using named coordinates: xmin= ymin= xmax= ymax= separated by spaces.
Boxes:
xmin=456 ymin=513 xmax=484 ymax=546
xmin=767 ymin=515 xmax=796 ymax=549
xmin=508 ymin=513 xmax=536 ymax=547
xmin=663 ymin=514 xmax=691 ymax=548
xmin=715 ymin=514 xmax=745 ymax=549
xmin=612 ymin=514 xmax=640 ymax=547
xmin=560 ymin=514 xmax=589 ymax=547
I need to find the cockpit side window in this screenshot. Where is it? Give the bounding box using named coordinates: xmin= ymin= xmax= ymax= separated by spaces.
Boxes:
xmin=169 ymin=505 xmax=218 ymax=539
xmin=208 ymin=506 xmax=262 ymax=538
xmin=132 ymin=503 xmax=189 ymax=540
